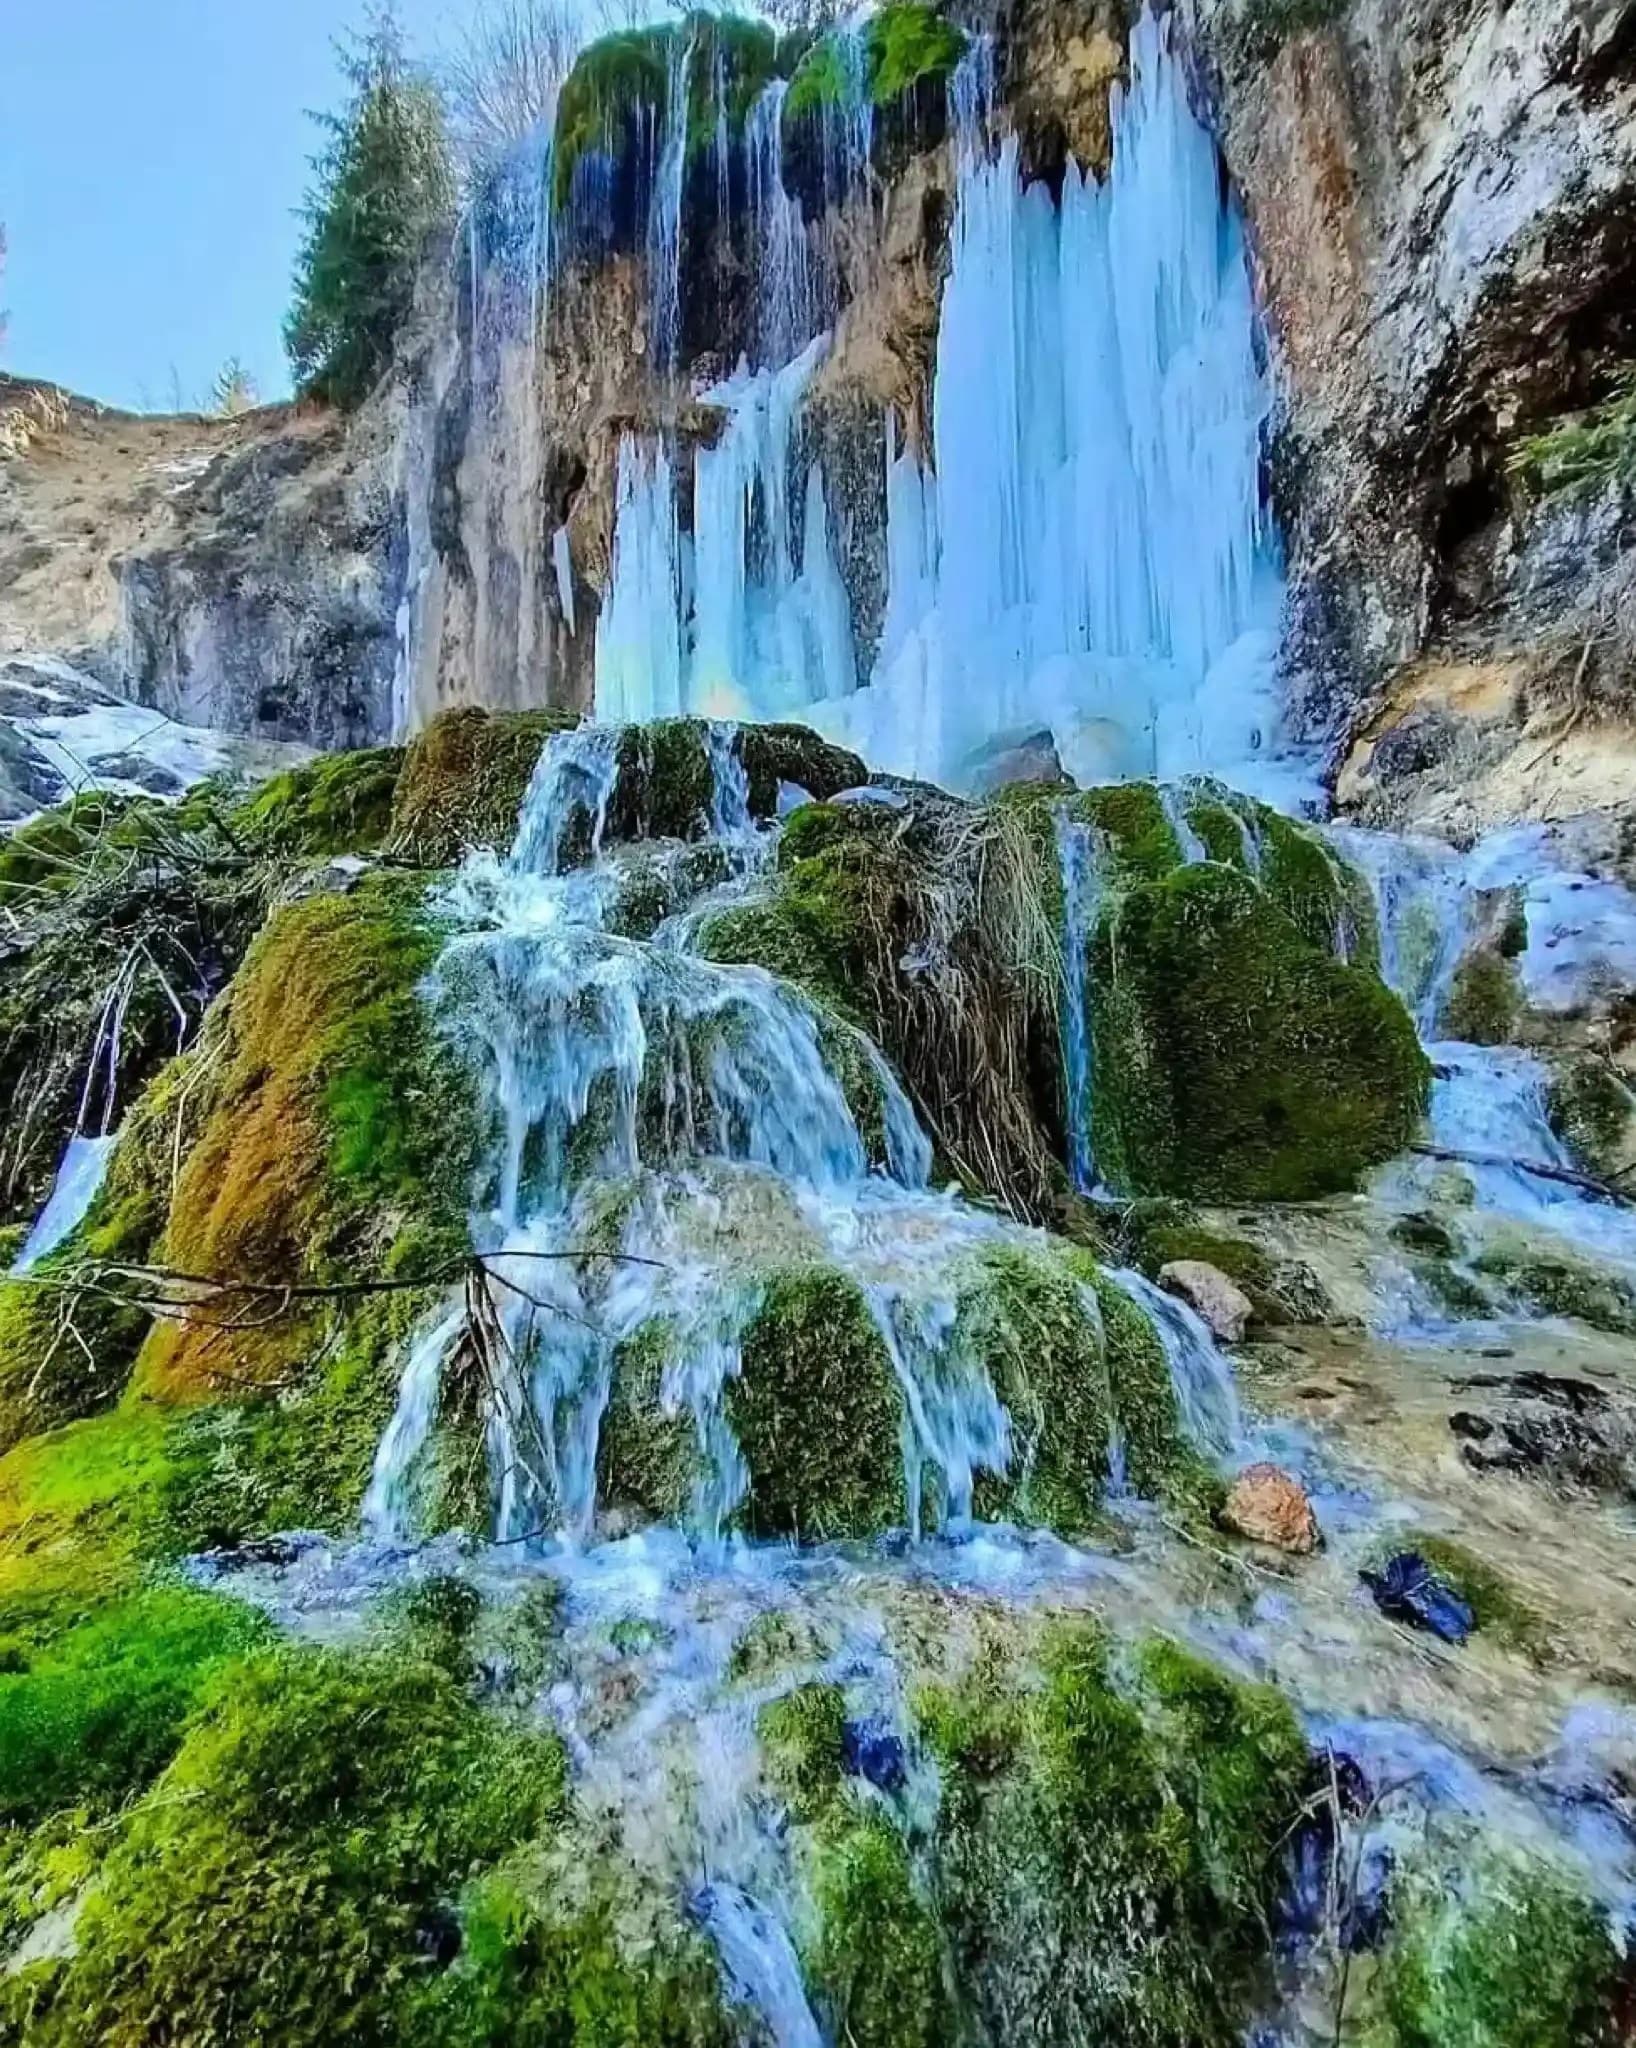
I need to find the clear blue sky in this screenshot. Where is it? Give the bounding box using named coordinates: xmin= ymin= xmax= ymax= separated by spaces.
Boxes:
xmin=0 ymin=0 xmax=478 ymax=411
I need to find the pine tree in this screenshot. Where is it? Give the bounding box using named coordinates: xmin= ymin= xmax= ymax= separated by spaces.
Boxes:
xmin=284 ymin=8 xmax=454 ymax=408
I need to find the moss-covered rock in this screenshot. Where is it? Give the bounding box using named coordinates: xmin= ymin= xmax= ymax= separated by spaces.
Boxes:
xmin=758 ymin=1679 xmax=849 ymax=1819
xmin=1471 ymin=1240 xmax=1636 ymax=1336
xmin=731 ymin=1266 xmax=906 ymax=1539
xmin=596 ymin=1316 xmax=698 ymax=1524
xmin=1439 ymin=946 xmax=1524 ymax=1045
xmin=4 ymin=1638 xmax=565 ymax=2045
xmin=390 ymin=705 xmax=575 ymax=862
xmin=915 ymin=1621 xmax=1308 ymax=2047
xmin=805 ymin=1807 xmax=948 ymax=2048
xmin=143 ymin=872 xmax=479 ymax=1400
xmin=1380 ymin=1852 xmax=1627 ymax=2048
xmin=785 ymin=1 xmax=965 ymax=119
xmin=1091 ymin=862 xmax=1428 ymax=1201
xmin=229 ymin=746 xmax=405 ymax=858
xmin=702 ymin=788 xmax=1065 ymax=1211
xmin=1546 ymin=1054 xmax=1636 ymax=1182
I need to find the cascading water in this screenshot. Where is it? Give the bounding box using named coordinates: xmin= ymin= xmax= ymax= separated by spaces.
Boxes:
xmin=1055 ymin=812 xmax=1102 ymax=1195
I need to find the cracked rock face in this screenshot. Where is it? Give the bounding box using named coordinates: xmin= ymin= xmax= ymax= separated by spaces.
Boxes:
xmin=1186 ymin=0 xmax=1636 ymax=755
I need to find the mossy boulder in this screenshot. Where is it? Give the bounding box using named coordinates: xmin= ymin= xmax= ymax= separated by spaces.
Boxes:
xmin=1091 ymin=861 xmax=1428 ymax=1201
xmin=1380 ymin=1852 xmax=1628 ymax=2048
xmin=915 ymin=1621 xmax=1309 ymax=2046
xmin=390 ymin=705 xmax=576 ymax=862
xmin=731 ymin=1266 xmax=907 ymax=1539
xmin=3 ymin=1638 xmax=566 ymax=2045
xmin=1546 ymin=1053 xmax=1636 ymax=1181
xmin=227 ymin=746 xmax=405 ymax=858
xmin=1470 ymin=1239 xmax=1636 ymax=1336
xmin=552 ymin=12 xmax=781 ymax=212
xmin=784 ymin=2 xmax=965 ymax=120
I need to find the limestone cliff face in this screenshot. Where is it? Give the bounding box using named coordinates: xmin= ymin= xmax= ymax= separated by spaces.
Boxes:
xmin=0 ymin=374 xmax=401 ymax=753
xmin=1185 ymin=0 xmax=1636 ymax=778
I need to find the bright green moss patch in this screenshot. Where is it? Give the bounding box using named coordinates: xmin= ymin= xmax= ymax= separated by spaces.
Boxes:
xmin=11 ymin=1639 xmax=565 ymax=2046
xmin=0 ymin=1584 xmax=268 ymax=1825
xmin=428 ymin=1849 xmax=741 ymax=2048
xmin=390 ymin=705 xmax=575 ymax=862
xmin=758 ymin=1679 xmax=848 ymax=1820
xmin=786 ymin=2 xmax=965 ymax=119
xmin=1068 ymin=781 xmax=1181 ymax=883
xmin=1092 ymin=862 xmax=1428 ymax=1201
xmin=727 ymin=1606 xmax=830 ymax=1684
xmin=230 ymin=746 xmax=405 ymax=858
xmin=806 ymin=1807 xmax=948 ymax=2048
xmin=553 ymin=12 xmax=780 ymax=209
xmin=960 ymin=1246 xmax=1111 ymax=1533
xmin=1510 ymin=366 xmax=1636 ymax=501
xmin=917 ymin=1620 xmax=1308 ymax=2048
xmin=1381 ymin=1853 xmax=1627 ymax=2048
xmin=731 ymin=1266 xmax=906 ymax=1539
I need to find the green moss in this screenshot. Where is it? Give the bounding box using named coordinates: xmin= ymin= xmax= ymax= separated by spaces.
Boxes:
xmin=554 ymin=13 xmax=780 ymax=209
xmin=959 ymin=1246 xmax=1111 ymax=1534
xmin=867 ymin=2 xmax=965 ymax=102
xmin=1068 ymin=782 xmax=1182 ymax=883
xmin=597 ymin=1317 xmax=698 ymax=1525
xmin=429 ymin=1849 xmax=740 ymax=2048
xmin=230 ymin=747 xmax=405 ymax=858
xmin=726 ymin=1607 xmax=830 ymax=1684
xmin=1546 ymin=1055 xmax=1636 ymax=1180
xmin=786 ymin=2 xmax=964 ymax=118
xmin=147 ymin=872 xmax=478 ymax=1398
xmin=737 ymin=725 xmax=865 ymax=817
xmin=731 ymin=1267 xmax=906 ymax=1539
xmin=0 ymin=793 xmax=134 ymax=910
xmin=806 ymin=1807 xmax=948 ymax=2048
xmin=1092 ymin=862 xmax=1428 ymax=1201
xmin=917 ymin=1620 xmax=1308 ymax=2047
xmin=1257 ymin=808 xmax=1378 ymax=968
xmin=1472 ymin=1241 xmax=1636 ymax=1336
xmin=758 ymin=1680 xmax=848 ymax=1820
xmin=0 ymin=1404 xmax=191 ymax=1637
xmin=1382 ymin=1853 xmax=1626 ymax=2047
xmin=390 ymin=705 xmax=575 ymax=862
xmin=0 ymin=1583 xmax=268 ymax=1825
xmin=1186 ymin=797 xmax=1253 ymax=870
xmin=10 ymin=1639 xmax=566 ymax=2046
xmin=1510 ymin=365 xmax=1636 ymax=501
xmin=1439 ymin=947 xmax=1522 ymax=1045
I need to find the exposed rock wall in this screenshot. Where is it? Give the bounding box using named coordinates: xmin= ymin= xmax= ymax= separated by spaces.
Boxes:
xmin=1185 ymin=0 xmax=1636 ymax=761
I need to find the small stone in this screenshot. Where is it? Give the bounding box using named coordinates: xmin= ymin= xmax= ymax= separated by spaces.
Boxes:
xmin=1158 ymin=1260 xmax=1254 ymax=1343
xmin=1219 ymin=1464 xmax=1322 ymax=1555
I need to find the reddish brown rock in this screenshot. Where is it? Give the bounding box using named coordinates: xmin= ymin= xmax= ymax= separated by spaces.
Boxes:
xmin=1219 ymin=1464 xmax=1322 ymax=1556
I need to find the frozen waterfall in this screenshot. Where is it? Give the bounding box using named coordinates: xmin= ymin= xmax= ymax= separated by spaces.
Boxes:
xmin=594 ymin=8 xmax=1297 ymax=802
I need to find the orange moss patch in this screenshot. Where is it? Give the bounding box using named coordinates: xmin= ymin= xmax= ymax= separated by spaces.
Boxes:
xmin=141 ymin=874 xmax=476 ymax=1401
